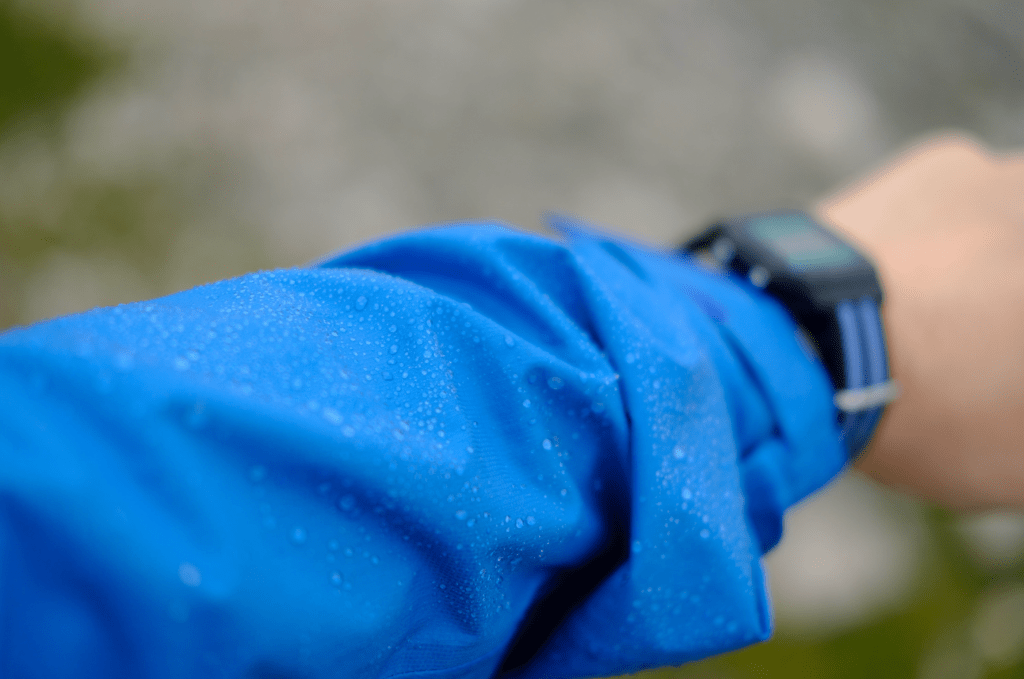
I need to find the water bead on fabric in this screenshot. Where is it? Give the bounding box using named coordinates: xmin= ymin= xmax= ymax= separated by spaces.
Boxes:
xmin=0 ymin=222 xmax=844 ymax=679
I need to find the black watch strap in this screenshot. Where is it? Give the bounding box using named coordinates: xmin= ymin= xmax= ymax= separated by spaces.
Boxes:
xmin=684 ymin=211 xmax=898 ymax=458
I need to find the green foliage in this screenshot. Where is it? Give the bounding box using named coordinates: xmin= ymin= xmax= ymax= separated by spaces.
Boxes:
xmin=0 ymin=0 xmax=122 ymax=327
xmin=0 ymin=3 xmax=267 ymax=329
xmin=0 ymin=1 xmax=114 ymax=136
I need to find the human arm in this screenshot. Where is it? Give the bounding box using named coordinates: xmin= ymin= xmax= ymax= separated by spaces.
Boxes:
xmin=817 ymin=133 xmax=1024 ymax=510
xmin=0 ymin=223 xmax=843 ymax=678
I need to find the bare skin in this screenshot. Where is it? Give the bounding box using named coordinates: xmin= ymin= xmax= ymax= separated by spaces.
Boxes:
xmin=816 ymin=133 xmax=1024 ymax=510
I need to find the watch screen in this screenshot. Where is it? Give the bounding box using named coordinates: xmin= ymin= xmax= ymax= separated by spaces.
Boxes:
xmin=748 ymin=214 xmax=859 ymax=270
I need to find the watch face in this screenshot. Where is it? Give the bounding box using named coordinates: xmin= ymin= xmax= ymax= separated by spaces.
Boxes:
xmin=747 ymin=213 xmax=860 ymax=271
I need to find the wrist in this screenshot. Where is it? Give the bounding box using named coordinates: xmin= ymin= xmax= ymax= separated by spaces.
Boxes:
xmin=818 ymin=194 xmax=1024 ymax=509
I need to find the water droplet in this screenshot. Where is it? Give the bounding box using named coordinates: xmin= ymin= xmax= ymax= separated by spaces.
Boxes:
xmin=515 ymin=518 xmax=524 ymax=528
xmin=342 ymin=425 xmax=356 ymax=437
xmin=388 ymin=325 xmax=397 ymax=333
xmin=625 ymin=353 xmax=636 ymax=364
xmin=672 ymin=444 xmax=685 ymax=460
xmin=344 ymin=547 xmax=354 ymax=557
xmin=631 ymin=540 xmax=643 ymax=554
xmin=383 ymin=371 xmax=393 ymax=381
xmin=439 ymin=583 xmax=447 ymax=590
xmin=178 ymin=562 xmax=202 ymax=587
xmin=466 ymin=518 xmax=475 ymax=527
xmin=338 ymin=494 xmax=356 ymax=511
xmin=371 ymin=556 xmax=379 ymax=565
xmin=328 ymin=539 xmax=340 ymax=551
xmin=323 ymin=408 xmax=343 ymax=425
xmin=114 ymin=350 xmax=135 ymax=371
xmin=504 ymin=335 xmax=515 ymax=347
xmin=592 ymin=402 xmax=605 ymax=414
xmin=522 ymin=399 xmax=531 ymax=408
xmin=249 ymin=465 xmax=267 ymax=483
xmin=682 ymin=488 xmax=692 ymax=500
xmin=547 ymin=376 xmax=565 ymax=391
xmin=542 ymin=439 xmax=552 ymax=450
xmin=291 ymin=527 xmax=307 ymax=545
xmin=173 ymin=357 xmax=190 ymax=371
xmin=560 ymin=488 xmax=568 ymax=496
xmin=330 ymin=571 xmax=343 ymax=586
xmin=699 ymin=529 xmax=710 ymax=539
xmin=389 ymin=344 xmax=398 ymax=354
xmin=504 ymin=515 xmax=511 ymax=523
xmin=526 ymin=516 xmax=536 ymax=526
xmin=454 ymin=509 xmax=468 ymax=521
xmin=355 ymin=296 xmax=367 ymax=310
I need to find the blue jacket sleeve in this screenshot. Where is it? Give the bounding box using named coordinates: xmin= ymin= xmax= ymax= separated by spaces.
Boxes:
xmin=0 ymin=221 xmax=846 ymax=679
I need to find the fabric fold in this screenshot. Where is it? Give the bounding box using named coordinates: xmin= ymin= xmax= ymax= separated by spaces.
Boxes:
xmin=0 ymin=221 xmax=844 ymax=679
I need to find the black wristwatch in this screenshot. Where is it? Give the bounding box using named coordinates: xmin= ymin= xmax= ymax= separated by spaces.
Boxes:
xmin=683 ymin=210 xmax=898 ymax=458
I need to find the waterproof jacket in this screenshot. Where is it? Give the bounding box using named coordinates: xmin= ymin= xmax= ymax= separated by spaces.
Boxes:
xmin=0 ymin=220 xmax=846 ymax=678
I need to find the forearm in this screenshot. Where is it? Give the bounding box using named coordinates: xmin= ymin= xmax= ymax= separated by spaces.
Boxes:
xmin=818 ymin=133 xmax=1024 ymax=509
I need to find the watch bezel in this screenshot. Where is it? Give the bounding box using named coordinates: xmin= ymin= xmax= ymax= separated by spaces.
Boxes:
xmin=687 ymin=211 xmax=882 ymax=320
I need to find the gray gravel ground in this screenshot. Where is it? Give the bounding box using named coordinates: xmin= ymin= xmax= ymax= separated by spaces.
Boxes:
xmin=9 ymin=0 xmax=1024 ymax=273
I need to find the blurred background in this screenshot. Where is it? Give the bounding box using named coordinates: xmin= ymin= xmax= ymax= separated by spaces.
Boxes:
xmin=1 ymin=0 xmax=1023 ymax=676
